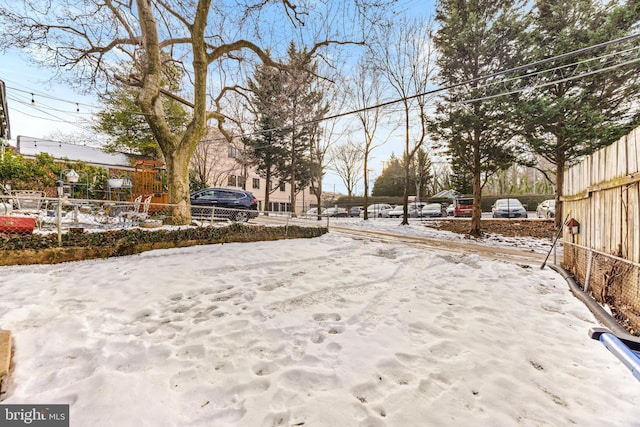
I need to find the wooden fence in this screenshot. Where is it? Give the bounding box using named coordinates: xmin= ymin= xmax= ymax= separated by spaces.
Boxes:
xmin=563 ymin=126 xmax=640 ymax=333
xmin=563 ymin=126 xmax=640 ymax=262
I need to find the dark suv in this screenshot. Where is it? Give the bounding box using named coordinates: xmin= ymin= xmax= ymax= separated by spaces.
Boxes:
xmin=190 ymin=187 xmax=259 ymax=222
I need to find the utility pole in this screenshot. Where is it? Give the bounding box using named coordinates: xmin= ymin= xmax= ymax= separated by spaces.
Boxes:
xmin=0 ymin=80 xmax=10 ymax=162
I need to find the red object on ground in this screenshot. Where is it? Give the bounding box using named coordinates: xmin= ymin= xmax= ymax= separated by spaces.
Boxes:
xmin=0 ymin=216 xmax=36 ymax=234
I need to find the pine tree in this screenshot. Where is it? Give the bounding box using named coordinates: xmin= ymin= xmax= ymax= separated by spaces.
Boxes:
xmin=432 ymin=0 xmax=526 ymax=236
xmin=515 ymin=0 xmax=640 ymax=227
xmin=280 ymin=42 xmax=328 ymax=215
xmin=246 ymin=43 xmax=328 ymax=214
xmin=372 ymin=155 xmax=404 ymax=197
xmin=245 ymin=63 xmax=288 ymax=212
xmin=372 ymin=151 xmax=432 ymax=199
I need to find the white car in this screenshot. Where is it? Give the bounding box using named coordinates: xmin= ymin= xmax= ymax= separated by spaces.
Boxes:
xmin=387 ymin=204 xmax=422 ymax=218
xmin=361 ymin=203 xmax=394 ymax=218
xmin=446 ymin=204 xmax=454 ymax=216
xmin=306 ymin=207 xmax=327 ymax=216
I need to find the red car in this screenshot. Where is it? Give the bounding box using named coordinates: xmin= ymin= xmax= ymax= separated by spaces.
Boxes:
xmin=453 ymin=197 xmax=473 ymax=217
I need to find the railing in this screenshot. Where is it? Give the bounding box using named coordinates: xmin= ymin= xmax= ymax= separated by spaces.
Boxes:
xmin=0 ymin=195 xmax=263 ymax=237
xmin=563 ymin=241 xmax=640 ymax=334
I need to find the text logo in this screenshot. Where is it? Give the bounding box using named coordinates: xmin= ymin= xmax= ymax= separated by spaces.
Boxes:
xmin=0 ymin=405 xmax=69 ymax=427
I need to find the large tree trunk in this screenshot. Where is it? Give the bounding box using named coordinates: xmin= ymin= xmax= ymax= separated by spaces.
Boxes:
xmin=136 ymin=0 xmax=209 ymax=225
xmin=363 ymin=156 xmax=369 ymax=220
xmin=263 ymin=168 xmax=271 ymax=215
xmin=555 ymin=144 xmax=566 ymax=229
xmin=315 ymin=182 xmax=322 ymax=220
xmin=290 ymin=141 xmax=297 ymax=217
xmin=401 ymin=165 xmax=409 ymax=225
xmin=470 ymin=131 xmax=482 ymax=237
xmin=164 ymin=148 xmax=193 ymax=224
xmin=401 ymin=108 xmax=410 ymax=226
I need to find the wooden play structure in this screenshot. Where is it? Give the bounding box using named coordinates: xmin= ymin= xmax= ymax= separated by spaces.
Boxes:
xmin=107 ymin=160 xmax=167 ymax=213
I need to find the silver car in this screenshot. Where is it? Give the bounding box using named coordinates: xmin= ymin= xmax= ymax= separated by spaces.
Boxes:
xmin=536 ymin=199 xmax=555 ymax=219
xmin=419 ymin=203 xmax=446 ymax=218
xmin=492 ymin=198 xmax=528 ymax=218
xmin=388 ymin=204 xmax=422 ymax=218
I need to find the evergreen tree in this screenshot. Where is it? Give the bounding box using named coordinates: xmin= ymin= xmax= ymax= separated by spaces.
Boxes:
xmin=373 ymin=151 xmax=432 ymax=198
xmin=515 ymin=0 xmax=640 ymax=227
xmin=432 ymin=0 xmax=526 ymax=236
xmin=411 ymin=148 xmax=433 ymax=201
xmin=280 ymin=42 xmax=329 ymax=215
xmin=372 ymin=155 xmax=404 ymax=197
xmin=246 ymin=43 xmax=328 ymax=214
xmin=245 ymin=62 xmax=289 ymax=212
xmin=449 ymin=154 xmax=473 ymax=195
xmin=94 ymin=59 xmax=189 ymax=160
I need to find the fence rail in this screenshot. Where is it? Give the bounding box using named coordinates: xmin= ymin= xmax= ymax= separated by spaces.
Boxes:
xmin=564 ymin=241 xmax=640 ymax=334
xmin=0 ymin=194 xmax=270 ymax=236
xmin=561 ymin=125 xmax=640 ymax=334
xmin=563 ymin=127 xmax=640 ymax=262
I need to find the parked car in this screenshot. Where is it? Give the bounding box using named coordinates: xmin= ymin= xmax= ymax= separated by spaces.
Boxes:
xmin=388 ymin=204 xmax=422 ymax=218
xmin=453 ymin=197 xmax=474 ymax=217
xmin=190 ymin=187 xmax=259 ymax=222
xmin=536 ymin=199 xmax=556 ymax=219
xmin=419 ymin=203 xmax=446 ymax=218
xmin=326 ymin=207 xmax=349 ymax=217
xmin=306 ymin=207 xmax=327 ymax=217
xmin=446 ymin=204 xmax=454 ymax=216
xmin=361 ymin=203 xmax=394 ymax=218
xmin=492 ymin=198 xmax=528 ymax=218
xmin=349 ymin=206 xmax=363 ymax=217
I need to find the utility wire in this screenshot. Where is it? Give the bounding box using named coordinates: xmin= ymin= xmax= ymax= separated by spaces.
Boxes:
xmin=459 ymin=55 xmax=640 ymax=105
xmin=219 ymin=32 xmax=640 ymax=146
xmin=5 ymin=32 xmax=640 ymax=144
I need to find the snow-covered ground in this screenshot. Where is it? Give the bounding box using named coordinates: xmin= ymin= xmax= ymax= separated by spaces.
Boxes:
xmin=1 ymin=218 xmax=637 ymax=426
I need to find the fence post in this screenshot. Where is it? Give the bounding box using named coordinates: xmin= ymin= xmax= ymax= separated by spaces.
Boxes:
xmin=56 ymin=180 xmax=63 ymax=247
xmin=585 ymin=249 xmax=594 ymax=293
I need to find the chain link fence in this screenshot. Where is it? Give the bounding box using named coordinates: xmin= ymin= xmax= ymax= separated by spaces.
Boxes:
xmin=564 ymin=242 xmax=640 ymax=334
xmin=0 ymin=194 xmax=265 ymax=236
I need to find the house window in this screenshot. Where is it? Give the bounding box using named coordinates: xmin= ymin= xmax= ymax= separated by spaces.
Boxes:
xmin=253 ymin=178 xmax=260 ymax=189
xmin=228 ymin=146 xmax=241 ymax=159
xmin=227 ymin=175 xmax=237 ymax=186
xmin=279 ymin=182 xmax=286 ymax=192
xmin=237 ymin=176 xmax=246 ymax=188
xmin=269 ymin=181 xmax=274 ymax=191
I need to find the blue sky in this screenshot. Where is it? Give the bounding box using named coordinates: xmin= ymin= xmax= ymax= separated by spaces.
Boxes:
xmin=1 ymin=0 xmax=435 ymax=195
xmin=2 ymin=49 xmax=99 ymax=142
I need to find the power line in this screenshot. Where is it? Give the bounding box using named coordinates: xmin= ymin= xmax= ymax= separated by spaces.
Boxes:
xmin=5 ymin=31 xmax=640 ymax=145
xmin=220 ymin=32 xmax=640 ymax=149
xmin=460 ymin=55 xmax=640 ymax=105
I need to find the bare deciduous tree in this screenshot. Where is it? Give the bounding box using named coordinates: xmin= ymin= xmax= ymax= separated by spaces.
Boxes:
xmin=330 ymin=139 xmax=364 ymax=198
xmin=0 ymin=0 xmax=392 ymax=224
xmin=348 ymin=56 xmax=386 ymax=220
xmin=190 ymin=128 xmax=238 ymax=187
xmin=308 ymin=63 xmax=348 ymax=219
xmin=371 ymin=17 xmax=437 ymax=225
